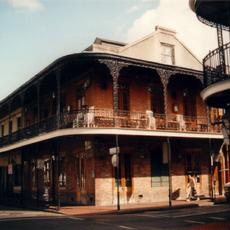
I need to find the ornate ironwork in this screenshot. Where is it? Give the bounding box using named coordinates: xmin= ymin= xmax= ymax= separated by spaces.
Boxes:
xmin=0 ymin=109 xmax=222 ymax=148
xmin=156 ymin=69 xmax=172 ymax=115
xmin=98 ymin=59 xmax=128 ymax=114
xmin=203 ymin=42 xmax=230 ymax=87
xmin=197 ymin=15 xmax=230 ymax=32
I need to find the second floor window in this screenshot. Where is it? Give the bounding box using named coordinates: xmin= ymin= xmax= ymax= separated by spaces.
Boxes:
xmin=9 ymin=120 xmax=13 ymax=134
xmin=151 ymin=85 xmax=164 ymax=114
xmin=17 ymin=117 xmax=21 ymax=130
xmin=77 ymin=95 xmax=85 ymax=110
xmin=118 ymin=83 xmax=130 ymax=112
xmin=183 ymin=88 xmax=196 ymax=117
xmin=76 ymin=88 xmax=86 ymax=111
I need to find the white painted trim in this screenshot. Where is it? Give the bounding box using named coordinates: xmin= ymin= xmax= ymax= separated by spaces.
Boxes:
xmin=201 ymin=79 xmax=230 ymax=101
xmin=0 ymin=128 xmax=223 ymax=154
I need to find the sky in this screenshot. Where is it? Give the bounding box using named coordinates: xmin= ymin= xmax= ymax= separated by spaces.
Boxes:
xmin=0 ymin=0 xmax=221 ymax=101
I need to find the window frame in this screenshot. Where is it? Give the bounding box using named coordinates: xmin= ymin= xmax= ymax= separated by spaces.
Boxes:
xmin=160 ymin=43 xmax=175 ymax=65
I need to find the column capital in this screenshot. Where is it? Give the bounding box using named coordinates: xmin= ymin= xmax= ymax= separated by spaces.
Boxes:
xmin=98 ymin=59 xmax=128 ymax=80
xmin=156 ymin=69 xmax=174 ymax=87
xmin=98 ymin=59 xmax=128 ymax=114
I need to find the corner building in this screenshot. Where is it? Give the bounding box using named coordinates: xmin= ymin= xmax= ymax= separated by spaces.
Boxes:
xmin=0 ymin=26 xmax=223 ymax=207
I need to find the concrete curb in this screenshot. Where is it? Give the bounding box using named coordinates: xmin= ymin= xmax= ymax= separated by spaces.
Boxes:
xmin=50 ymin=203 xmax=199 ymax=217
xmin=1 ymin=201 xmax=209 ymax=217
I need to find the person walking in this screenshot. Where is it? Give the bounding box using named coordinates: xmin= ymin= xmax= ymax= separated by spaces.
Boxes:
xmin=186 ymin=174 xmax=196 ymax=201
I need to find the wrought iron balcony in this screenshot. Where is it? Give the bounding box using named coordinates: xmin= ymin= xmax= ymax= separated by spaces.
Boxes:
xmin=203 ymin=42 xmax=230 ymax=87
xmin=0 ymin=108 xmax=222 ymax=148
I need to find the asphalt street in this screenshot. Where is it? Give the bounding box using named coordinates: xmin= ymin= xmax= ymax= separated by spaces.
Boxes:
xmin=0 ymin=204 xmax=230 ymax=230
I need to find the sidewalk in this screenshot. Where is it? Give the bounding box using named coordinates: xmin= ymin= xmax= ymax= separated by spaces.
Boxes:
xmin=53 ymin=199 xmax=213 ymax=216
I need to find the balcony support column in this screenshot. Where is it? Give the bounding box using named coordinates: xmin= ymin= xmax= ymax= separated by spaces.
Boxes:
xmin=56 ymin=68 xmax=61 ymax=129
xmin=157 ymin=69 xmax=171 ymax=118
xmin=98 ymin=60 xmax=127 ymax=115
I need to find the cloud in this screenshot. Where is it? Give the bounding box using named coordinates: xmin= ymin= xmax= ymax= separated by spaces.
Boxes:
xmin=127 ymin=5 xmax=140 ymax=14
xmin=125 ymin=0 xmax=220 ymax=60
xmin=7 ymin=0 xmax=44 ymax=11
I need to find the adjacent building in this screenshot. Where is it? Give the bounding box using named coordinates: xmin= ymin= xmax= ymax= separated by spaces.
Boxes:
xmin=0 ymin=26 xmax=223 ymax=207
xmin=190 ymin=0 xmax=230 ymax=197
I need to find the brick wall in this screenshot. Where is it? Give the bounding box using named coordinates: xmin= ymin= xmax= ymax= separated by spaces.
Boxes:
xmin=93 ymin=137 xmax=212 ymax=206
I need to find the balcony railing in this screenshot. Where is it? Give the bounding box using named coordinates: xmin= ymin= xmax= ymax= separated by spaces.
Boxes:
xmin=0 ymin=108 xmax=222 ymax=148
xmin=203 ymin=42 xmax=230 ymax=87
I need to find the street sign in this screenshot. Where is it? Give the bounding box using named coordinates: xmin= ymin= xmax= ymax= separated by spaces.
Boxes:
xmin=109 ymin=147 xmax=120 ymax=155
xmin=111 ymin=154 xmax=118 ymax=167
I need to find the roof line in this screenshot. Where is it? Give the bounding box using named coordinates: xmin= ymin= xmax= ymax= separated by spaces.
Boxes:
xmin=0 ymin=52 xmax=203 ymax=107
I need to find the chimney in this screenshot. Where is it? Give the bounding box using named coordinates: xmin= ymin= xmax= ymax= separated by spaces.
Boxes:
xmin=155 ymin=26 xmax=176 ymax=35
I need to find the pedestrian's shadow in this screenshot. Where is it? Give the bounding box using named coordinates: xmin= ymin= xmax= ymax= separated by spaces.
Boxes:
xmin=172 ymin=189 xmax=180 ymax=200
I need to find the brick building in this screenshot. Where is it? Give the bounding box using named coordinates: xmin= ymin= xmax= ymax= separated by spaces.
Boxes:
xmin=0 ymin=26 xmax=224 ymax=207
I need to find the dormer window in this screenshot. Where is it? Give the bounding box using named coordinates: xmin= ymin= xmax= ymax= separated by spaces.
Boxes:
xmin=161 ymin=43 xmax=175 ymax=65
